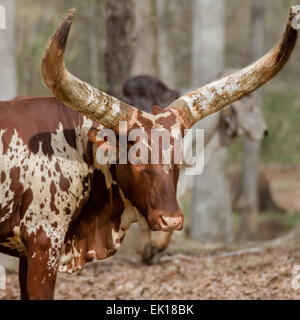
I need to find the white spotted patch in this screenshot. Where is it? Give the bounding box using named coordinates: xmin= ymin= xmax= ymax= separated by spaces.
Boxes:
xmin=0 ymin=115 xmax=100 ymax=272
xmin=58 ymin=240 xmax=83 ymax=273
xmin=0 ymin=130 xmax=21 ymax=224
xmin=111 ymin=188 xmax=146 ymax=250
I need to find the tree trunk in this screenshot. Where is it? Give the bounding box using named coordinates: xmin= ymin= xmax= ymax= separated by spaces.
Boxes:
xmin=89 ymin=0 xmax=100 ymax=87
xmin=130 ymin=0 xmax=192 ymax=88
xmin=105 ymin=0 xmax=135 ymax=99
xmin=157 ymin=0 xmax=193 ymax=89
xmin=130 ymin=0 xmax=158 ymax=78
xmin=238 ymin=0 xmax=265 ymax=241
xmin=190 ymin=0 xmax=232 ymax=243
xmin=156 ymin=0 xmax=182 ymax=88
xmin=0 ymin=0 xmax=17 ymax=100
xmin=0 ymin=0 xmax=19 ymax=272
xmin=191 ymin=0 xmax=224 ymax=87
xmin=191 ymin=148 xmax=233 ymax=243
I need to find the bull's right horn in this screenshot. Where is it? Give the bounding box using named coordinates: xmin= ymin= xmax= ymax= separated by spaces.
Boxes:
xmin=41 ymin=9 xmax=139 ymax=133
xmin=168 ymin=6 xmax=298 ymax=129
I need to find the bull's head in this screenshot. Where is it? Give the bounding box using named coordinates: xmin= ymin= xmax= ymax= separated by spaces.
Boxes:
xmin=41 ymin=8 xmax=297 ymax=232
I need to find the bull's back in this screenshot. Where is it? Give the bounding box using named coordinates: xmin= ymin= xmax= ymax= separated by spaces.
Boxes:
xmin=0 ymin=97 xmax=79 ymax=141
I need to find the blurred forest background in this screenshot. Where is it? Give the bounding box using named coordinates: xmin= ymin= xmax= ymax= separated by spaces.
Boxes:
xmin=10 ymin=0 xmax=300 ymax=164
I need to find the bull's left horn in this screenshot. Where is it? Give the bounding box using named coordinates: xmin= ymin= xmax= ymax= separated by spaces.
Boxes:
xmin=41 ymin=9 xmax=138 ymax=132
xmin=167 ymin=7 xmax=298 ymax=129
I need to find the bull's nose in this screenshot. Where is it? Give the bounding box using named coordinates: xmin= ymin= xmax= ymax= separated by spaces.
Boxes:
xmin=160 ymin=214 xmax=184 ymax=231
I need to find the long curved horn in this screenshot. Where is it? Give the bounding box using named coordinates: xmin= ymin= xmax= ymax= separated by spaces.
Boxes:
xmin=41 ymin=9 xmax=138 ymax=132
xmin=167 ymin=7 xmax=298 ymax=129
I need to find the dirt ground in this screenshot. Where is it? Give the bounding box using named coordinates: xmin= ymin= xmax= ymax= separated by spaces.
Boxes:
xmin=2 ymin=246 xmax=300 ymax=300
xmin=1 ymin=166 xmax=300 ymax=300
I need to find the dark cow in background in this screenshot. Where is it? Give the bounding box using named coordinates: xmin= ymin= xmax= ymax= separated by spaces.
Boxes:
xmin=123 ymin=75 xmax=180 ymax=112
xmin=0 ymin=8 xmax=297 ymax=299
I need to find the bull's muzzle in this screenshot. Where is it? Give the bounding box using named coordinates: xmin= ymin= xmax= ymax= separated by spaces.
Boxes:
xmin=159 ymin=213 xmax=184 ymax=231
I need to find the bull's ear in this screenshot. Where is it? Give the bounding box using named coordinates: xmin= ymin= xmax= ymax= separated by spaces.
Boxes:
xmin=152 ymin=105 xmax=164 ymax=115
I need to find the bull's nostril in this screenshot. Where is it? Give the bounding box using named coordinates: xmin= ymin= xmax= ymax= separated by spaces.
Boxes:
xmin=160 ymin=216 xmax=168 ymax=227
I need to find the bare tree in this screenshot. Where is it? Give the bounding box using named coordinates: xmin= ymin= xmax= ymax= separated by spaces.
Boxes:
xmin=88 ymin=0 xmax=100 ymax=86
xmin=131 ymin=0 xmax=158 ymax=78
xmin=105 ymin=0 xmax=135 ymax=99
xmin=157 ymin=0 xmax=193 ymax=89
xmin=0 ymin=0 xmax=17 ymax=100
xmin=0 ymin=0 xmax=19 ymax=271
xmin=131 ymin=0 xmax=193 ymax=89
xmin=191 ymin=149 xmax=233 ymax=243
xmin=189 ymin=0 xmax=233 ymax=243
xmin=237 ymin=0 xmax=266 ymax=241
xmin=156 ymin=0 xmax=179 ymax=88
xmin=191 ymin=0 xmax=224 ymax=87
